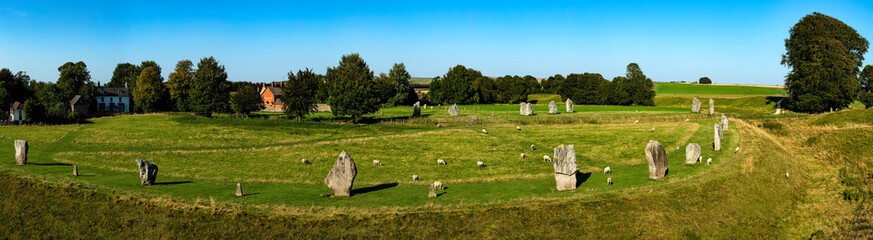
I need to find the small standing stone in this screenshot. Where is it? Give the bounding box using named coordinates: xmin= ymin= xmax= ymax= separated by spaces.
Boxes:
xmin=73 ymin=165 xmax=79 ymax=176
xmin=548 ymin=101 xmax=558 ymax=114
xmin=412 ymin=101 xmax=421 ymax=117
xmin=565 ymin=98 xmax=574 ymax=113
xmin=721 ymin=113 xmax=729 ymax=131
xmin=429 ymin=184 xmax=437 ymax=198
xmin=713 ymin=124 xmax=722 ymax=151
xmin=14 ymin=140 xmax=27 ymax=165
xmin=448 ymin=104 xmax=460 ymax=116
xmin=685 ymin=143 xmax=701 ymax=164
xmin=708 ymin=99 xmax=715 ymax=115
xmin=236 ymin=183 xmax=243 ymax=197
xmin=135 ymin=159 xmax=158 ymax=186
xmin=692 ymin=98 xmax=702 ymax=113
xmin=646 ymin=140 xmax=668 ymax=180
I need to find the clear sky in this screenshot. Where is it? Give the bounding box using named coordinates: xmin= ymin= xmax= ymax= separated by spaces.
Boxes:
xmin=1 ymin=0 xmax=872 ymax=85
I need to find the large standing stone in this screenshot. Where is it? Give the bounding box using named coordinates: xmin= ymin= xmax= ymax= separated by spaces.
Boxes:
xmin=566 ymin=98 xmax=574 ymax=113
xmin=721 ymin=113 xmax=729 ymax=131
xmin=519 ymin=102 xmax=534 ymax=116
xmin=685 ymin=143 xmax=701 ymax=164
xmin=448 ymin=104 xmax=459 ymax=117
xmin=548 ymin=101 xmax=558 ymax=114
xmin=713 ymin=124 xmax=722 ymax=151
xmin=324 ymin=151 xmax=357 ymax=197
xmin=708 ymin=99 xmax=715 ymax=115
xmin=718 ymin=122 xmax=724 ymax=140
xmin=553 ymin=144 xmax=578 ymax=191
xmin=646 ymin=140 xmax=668 ymax=180
xmin=412 ymin=101 xmax=421 ymax=117
xmin=14 ymin=140 xmax=27 ymax=165
xmin=135 ymin=159 xmax=158 ymax=186
xmin=692 ymin=98 xmax=702 ymax=113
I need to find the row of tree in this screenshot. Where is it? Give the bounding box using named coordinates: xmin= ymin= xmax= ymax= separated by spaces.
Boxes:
xmin=427 ymin=66 xmax=540 ymax=104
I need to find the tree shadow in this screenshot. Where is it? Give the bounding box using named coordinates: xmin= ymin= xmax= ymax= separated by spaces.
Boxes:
xmin=28 ymin=163 xmax=72 ymax=166
xmin=576 ymin=171 xmax=592 ymax=187
xmin=152 ymin=181 xmax=192 ymax=185
xmin=351 ymin=182 xmax=398 ymax=196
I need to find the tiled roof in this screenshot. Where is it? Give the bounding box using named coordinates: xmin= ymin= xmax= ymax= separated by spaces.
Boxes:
xmin=96 ymin=87 xmax=130 ymax=97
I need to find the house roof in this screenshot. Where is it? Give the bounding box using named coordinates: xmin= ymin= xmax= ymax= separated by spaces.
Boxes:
xmin=70 ymin=95 xmax=83 ymax=105
xmin=263 ymin=86 xmax=283 ymax=96
xmin=10 ymin=101 xmax=22 ymax=110
xmin=96 ymin=87 xmax=130 ymax=97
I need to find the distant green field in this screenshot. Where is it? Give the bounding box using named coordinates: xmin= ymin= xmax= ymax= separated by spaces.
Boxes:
xmin=410 ymin=77 xmax=433 ymax=87
xmin=654 ymin=83 xmax=787 ymax=96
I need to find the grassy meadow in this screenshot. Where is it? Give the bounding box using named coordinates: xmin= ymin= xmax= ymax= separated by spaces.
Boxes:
xmin=1 ymin=84 xmax=870 ymax=238
xmin=654 ymin=82 xmax=787 ymax=96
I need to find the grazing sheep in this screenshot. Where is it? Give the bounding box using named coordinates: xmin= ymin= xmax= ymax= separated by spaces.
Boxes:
xmin=482 ymin=129 xmax=488 ymax=134
xmin=477 ymin=161 xmax=484 ymax=167
xmin=543 ymin=155 xmax=552 ymax=162
xmin=520 ymin=153 xmax=526 ymax=159
xmin=734 ymin=147 xmax=740 ymax=153
xmin=412 ymin=175 xmax=420 ymax=181
xmin=301 ymin=158 xmax=311 ymax=164
xmin=676 ymin=146 xmax=681 ymax=152
xmin=785 ymin=172 xmax=790 ymax=179
xmin=603 ymin=166 xmax=612 ymax=175
xmin=685 ymin=119 xmax=689 ymax=122
xmin=373 ymin=160 xmax=382 ymax=166
xmin=706 ymin=158 xmax=713 ymax=165
xmin=530 ymin=144 xmax=536 ymax=151
xmin=437 ymin=159 xmax=446 ymax=165
xmin=698 ymin=156 xmax=702 ymax=163
xmin=437 ymin=123 xmax=442 ymax=128
xmin=634 ymin=120 xmax=639 ymax=124
xmin=517 ymin=126 xmax=521 ymax=131
xmin=607 ymin=177 xmax=613 ymax=186
xmin=651 ymin=127 xmax=655 ymax=132
xmin=434 ymin=181 xmax=444 ymax=190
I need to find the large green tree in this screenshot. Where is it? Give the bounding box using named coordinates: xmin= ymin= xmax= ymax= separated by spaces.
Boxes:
xmin=189 ymin=57 xmax=230 ymax=113
xmin=282 ymin=68 xmax=321 ymax=120
xmin=429 ymin=65 xmax=481 ymax=104
xmin=168 ymin=60 xmax=194 ymax=111
xmin=107 ymin=63 xmax=137 ymax=88
xmin=229 ymin=84 xmax=261 ymax=115
xmin=0 ymin=69 xmax=12 ymax=107
xmin=782 ymin=12 xmax=869 ymax=113
xmin=860 ymin=65 xmax=873 ymax=108
xmin=624 ymin=63 xmax=655 ymax=106
xmin=133 ymin=66 xmax=164 ymax=113
xmin=325 ymin=53 xmax=380 ymax=121
xmin=388 ymin=63 xmax=416 ymax=106
xmin=56 ymin=61 xmax=95 ymax=104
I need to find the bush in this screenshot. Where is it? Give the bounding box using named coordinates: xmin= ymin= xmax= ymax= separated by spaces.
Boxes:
xmin=761 ymin=122 xmax=784 ymax=130
xmin=699 ymin=77 xmax=712 ymax=84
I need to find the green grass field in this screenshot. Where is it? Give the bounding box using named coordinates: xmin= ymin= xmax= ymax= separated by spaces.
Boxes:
xmin=1 ymin=97 xmax=870 ymax=238
xmin=655 ymin=82 xmax=787 ymax=96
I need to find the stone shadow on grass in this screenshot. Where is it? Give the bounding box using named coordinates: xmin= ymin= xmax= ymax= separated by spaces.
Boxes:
xmin=28 ymin=162 xmax=72 ymax=166
xmin=152 ymin=181 xmax=192 ymax=186
xmin=576 ymin=171 xmax=591 ymax=188
xmin=351 ymin=182 xmax=398 ymax=196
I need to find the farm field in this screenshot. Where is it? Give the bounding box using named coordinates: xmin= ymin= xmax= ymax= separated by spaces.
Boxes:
xmin=654 ymin=82 xmax=787 ymax=96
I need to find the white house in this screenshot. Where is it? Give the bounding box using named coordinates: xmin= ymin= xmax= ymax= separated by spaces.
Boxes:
xmin=95 ymin=87 xmax=130 ymax=113
xmin=9 ymin=101 xmax=24 ymax=125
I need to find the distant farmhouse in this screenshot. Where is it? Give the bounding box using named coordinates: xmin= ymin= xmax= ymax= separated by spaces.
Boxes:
xmin=95 ymin=87 xmax=130 ymax=113
xmin=260 ymin=82 xmax=284 ymax=112
xmin=69 ymin=95 xmax=89 ymax=115
xmin=9 ymin=101 xmax=24 ymax=125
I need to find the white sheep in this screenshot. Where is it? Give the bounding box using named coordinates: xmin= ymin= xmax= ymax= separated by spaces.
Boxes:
xmin=530 ymin=144 xmax=536 ymax=151
xmin=676 ymin=146 xmax=681 ymax=152
xmin=685 ymin=119 xmax=689 ymax=122
xmin=437 ymin=123 xmax=442 ymax=128
xmin=651 ymin=127 xmax=655 ymax=132
xmin=734 ymin=147 xmax=740 ymax=153
xmin=517 ymin=126 xmax=521 ymax=131
xmin=607 ymin=177 xmax=613 ymax=186
xmin=437 ymin=159 xmax=446 ymax=165
xmin=785 ymin=172 xmax=790 ymax=179
xmin=603 ymin=167 xmax=612 ymax=175
xmin=412 ymin=175 xmax=419 ymax=181
xmin=543 ymin=155 xmax=552 ymax=162
xmin=477 ymin=161 xmax=484 ymax=167
xmin=634 ymin=120 xmax=639 ymax=124
xmin=373 ymin=160 xmax=382 ymax=166
xmin=706 ymin=158 xmax=713 ymax=165
xmin=520 ymin=153 xmax=526 ymax=159
xmin=301 ymin=158 xmax=310 ymax=164
xmin=482 ymin=129 xmax=488 ymax=134
xmin=698 ymin=156 xmax=702 ymax=163
xmin=434 ymin=181 xmax=443 ymax=190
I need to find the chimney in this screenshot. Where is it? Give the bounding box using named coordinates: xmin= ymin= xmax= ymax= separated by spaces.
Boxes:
xmin=271 ymin=82 xmax=274 ymax=87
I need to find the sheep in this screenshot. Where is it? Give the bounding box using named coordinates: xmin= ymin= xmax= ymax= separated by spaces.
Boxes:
xmin=434 ymin=181 xmax=444 ymax=190
xmin=437 ymin=159 xmax=446 ymax=165
xmin=676 ymin=146 xmax=681 ymax=152
xmin=706 ymin=158 xmax=713 ymax=165
xmin=373 ymin=160 xmax=382 ymax=166
xmin=520 ymin=153 xmax=526 ymax=159
xmin=482 ymin=129 xmax=488 ymax=134
xmin=607 ymin=177 xmax=613 ymax=186
xmin=634 ymin=120 xmax=639 ymax=124
xmin=301 ymin=158 xmax=311 ymax=164
xmin=734 ymin=146 xmax=740 ymax=153
xmin=543 ymin=155 xmax=552 ymax=162
xmin=530 ymin=144 xmax=536 ymax=151
xmin=437 ymin=123 xmax=442 ymax=128
xmin=412 ymin=175 xmax=420 ymax=181
xmin=477 ymin=161 xmax=484 ymax=167
xmin=603 ymin=167 xmax=612 ymax=175
xmin=517 ymin=126 xmax=521 ymax=131
xmin=698 ymin=156 xmax=702 ymax=163
xmin=785 ymin=172 xmax=790 ymax=179
xmin=651 ymin=127 xmax=655 ymax=132
xmin=685 ymin=119 xmax=689 ymax=122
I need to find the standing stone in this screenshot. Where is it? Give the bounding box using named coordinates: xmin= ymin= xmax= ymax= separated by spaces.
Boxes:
xmin=548 ymin=101 xmax=558 ymax=114
xmin=526 ymin=103 xmax=533 ymax=115
xmin=135 ymin=159 xmax=158 ymax=186
xmin=713 ymin=124 xmax=722 ymax=151
xmin=775 ymin=98 xmax=783 ymax=115
xmin=646 ymin=140 xmax=668 ymax=180
xmin=236 ymin=183 xmax=243 ymax=197
xmin=520 ymin=102 xmax=534 ymax=116
xmin=553 ymin=144 xmax=578 ymax=191
xmin=448 ymin=104 xmax=459 ymax=117
xmin=685 ymin=143 xmax=701 ymax=164
xmin=412 ymin=101 xmax=421 ymax=117
xmin=429 ymin=184 xmax=437 ymax=198
xmin=692 ymin=98 xmax=702 ymax=113
xmin=324 ymin=151 xmax=357 ymax=197
xmin=721 ymin=113 xmax=729 ymax=131
xmin=708 ymin=99 xmax=715 ymax=115
xmin=565 ymin=98 xmax=574 ymax=113
xmin=718 ymin=122 xmax=724 ymax=140
xmin=73 ymin=165 xmax=79 ymax=176
xmin=14 ymin=140 xmax=27 ymax=165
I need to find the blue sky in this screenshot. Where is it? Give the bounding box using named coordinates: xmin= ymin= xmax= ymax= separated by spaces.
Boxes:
xmin=1 ymin=1 xmax=871 ymax=85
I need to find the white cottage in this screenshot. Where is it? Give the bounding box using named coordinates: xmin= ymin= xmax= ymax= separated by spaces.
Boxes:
xmin=95 ymin=87 xmax=130 ymax=113
xmin=9 ymin=101 xmax=24 ymax=125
